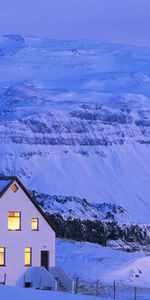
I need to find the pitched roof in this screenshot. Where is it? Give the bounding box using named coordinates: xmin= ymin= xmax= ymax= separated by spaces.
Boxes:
xmin=0 ymin=178 xmax=12 ymax=193
xmin=0 ymin=177 xmax=15 ymax=196
xmin=0 ymin=176 xmax=56 ymax=232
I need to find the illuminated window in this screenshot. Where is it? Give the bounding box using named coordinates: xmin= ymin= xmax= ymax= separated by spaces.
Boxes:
xmin=11 ymin=184 xmax=18 ymax=193
xmin=32 ymin=218 xmax=39 ymax=231
xmin=8 ymin=212 xmax=21 ymax=231
xmin=24 ymin=248 xmax=32 ymax=266
xmin=0 ymin=248 xmax=5 ymax=266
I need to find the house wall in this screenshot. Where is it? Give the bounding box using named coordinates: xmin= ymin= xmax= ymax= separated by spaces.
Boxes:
xmin=0 ymin=180 xmax=55 ymax=286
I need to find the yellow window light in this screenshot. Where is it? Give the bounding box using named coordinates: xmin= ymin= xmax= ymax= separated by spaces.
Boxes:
xmin=32 ymin=218 xmax=39 ymax=231
xmin=24 ymin=248 xmax=32 ymax=266
xmin=8 ymin=212 xmax=21 ymax=231
xmin=11 ymin=184 xmax=18 ymax=193
xmin=0 ymin=247 xmax=5 ymax=266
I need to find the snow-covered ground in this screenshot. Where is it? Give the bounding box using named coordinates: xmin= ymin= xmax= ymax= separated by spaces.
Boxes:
xmin=56 ymin=239 xmax=150 ymax=288
xmin=0 ymin=286 xmax=105 ymax=300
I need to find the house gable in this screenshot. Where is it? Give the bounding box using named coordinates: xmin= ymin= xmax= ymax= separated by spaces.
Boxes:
xmin=0 ymin=176 xmax=55 ymax=233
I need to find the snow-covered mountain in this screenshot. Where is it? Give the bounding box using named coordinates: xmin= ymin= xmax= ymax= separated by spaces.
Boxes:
xmin=0 ymin=35 xmax=150 ymax=223
xmin=32 ymin=191 xmax=133 ymax=223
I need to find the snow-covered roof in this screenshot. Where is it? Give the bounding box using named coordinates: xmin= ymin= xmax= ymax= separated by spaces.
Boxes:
xmin=0 ymin=179 xmax=12 ymax=193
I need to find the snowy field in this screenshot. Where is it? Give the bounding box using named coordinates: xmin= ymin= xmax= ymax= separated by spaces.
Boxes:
xmin=56 ymin=239 xmax=150 ymax=299
xmin=0 ymin=286 xmax=106 ymax=300
xmin=0 ymin=285 xmax=150 ymax=300
xmin=56 ymin=239 xmax=150 ymax=287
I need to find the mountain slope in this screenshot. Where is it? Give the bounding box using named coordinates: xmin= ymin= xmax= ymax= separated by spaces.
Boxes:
xmin=0 ymin=36 xmax=150 ymax=222
xmin=32 ymin=191 xmax=133 ymax=223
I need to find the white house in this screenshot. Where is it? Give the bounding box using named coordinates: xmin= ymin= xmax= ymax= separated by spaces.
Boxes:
xmin=0 ymin=176 xmax=74 ymax=292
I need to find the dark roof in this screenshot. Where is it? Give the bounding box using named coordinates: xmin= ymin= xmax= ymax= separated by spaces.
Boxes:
xmin=0 ymin=176 xmax=56 ymax=232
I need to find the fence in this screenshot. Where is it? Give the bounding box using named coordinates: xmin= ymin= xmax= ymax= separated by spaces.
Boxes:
xmin=74 ymin=277 xmax=150 ymax=300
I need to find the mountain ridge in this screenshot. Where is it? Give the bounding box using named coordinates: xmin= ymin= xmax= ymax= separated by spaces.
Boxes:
xmin=0 ymin=36 xmax=150 ymax=223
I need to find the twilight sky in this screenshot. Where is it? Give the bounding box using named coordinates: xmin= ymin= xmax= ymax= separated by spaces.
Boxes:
xmin=0 ymin=0 xmax=150 ymax=47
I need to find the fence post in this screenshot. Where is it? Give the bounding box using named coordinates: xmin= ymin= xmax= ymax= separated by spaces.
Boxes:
xmin=39 ymin=277 xmax=42 ymax=289
xmin=23 ymin=275 xmax=25 ymax=287
xmin=96 ymin=279 xmax=99 ymax=296
xmin=134 ymin=287 xmax=137 ymax=300
xmin=113 ymin=280 xmax=116 ymax=299
xmin=4 ymin=273 xmax=6 ymax=285
xmin=75 ymin=277 xmax=79 ymax=294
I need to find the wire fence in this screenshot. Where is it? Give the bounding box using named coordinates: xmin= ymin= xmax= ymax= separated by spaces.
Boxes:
xmin=74 ymin=277 xmax=150 ymax=300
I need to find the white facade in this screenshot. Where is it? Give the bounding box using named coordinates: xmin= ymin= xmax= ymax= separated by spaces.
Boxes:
xmin=0 ymin=178 xmax=56 ymax=287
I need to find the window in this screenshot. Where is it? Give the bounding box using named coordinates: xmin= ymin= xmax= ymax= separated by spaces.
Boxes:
xmin=8 ymin=212 xmax=21 ymax=231
xmin=0 ymin=248 xmax=5 ymax=266
xmin=24 ymin=248 xmax=32 ymax=266
xmin=11 ymin=184 xmax=18 ymax=193
xmin=32 ymin=218 xmax=39 ymax=231
xmin=24 ymin=282 xmax=32 ymax=288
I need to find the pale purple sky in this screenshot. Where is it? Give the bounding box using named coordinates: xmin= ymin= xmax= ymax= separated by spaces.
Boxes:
xmin=0 ymin=0 xmax=150 ymax=46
